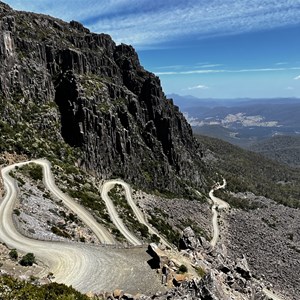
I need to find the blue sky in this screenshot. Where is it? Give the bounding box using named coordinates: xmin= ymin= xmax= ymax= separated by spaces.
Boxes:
xmin=5 ymin=0 xmax=300 ymax=98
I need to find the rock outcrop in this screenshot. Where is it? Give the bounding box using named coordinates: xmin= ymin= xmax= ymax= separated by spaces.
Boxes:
xmin=0 ymin=1 xmax=207 ymax=195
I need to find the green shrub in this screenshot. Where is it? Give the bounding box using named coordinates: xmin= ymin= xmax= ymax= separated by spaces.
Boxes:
xmin=13 ymin=208 xmax=21 ymax=216
xmin=0 ymin=274 xmax=91 ymax=299
xmin=151 ymin=234 xmax=160 ymax=243
xmin=195 ymin=266 xmax=206 ymax=277
xmin=137 ymin=224 xmax=149 ymax=237
xmin=18 ymin=163 xmax=43 ymax=181
xmin=19 ymin=253 xmax=36 ymax=266
xmin=51 ymin=226 xmax=71 ymax=238
xmin=149 ymin=213 xmax=180 ymax=246
xmin=68 ymin=213 xmax=76 ymax=222
xmin=9 ymin=249 xmax=18 ymax=260
xmin=28 ymin=164 xmax=43 ymax=181
xmin=17 ymin=177 xmax=25 ymax=185
xmin=177 ymin=264 xmax=188 ymax=274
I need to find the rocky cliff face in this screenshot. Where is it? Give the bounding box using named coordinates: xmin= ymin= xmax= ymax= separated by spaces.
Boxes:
xmin=0 ymin=2 xmax=207 ymax=194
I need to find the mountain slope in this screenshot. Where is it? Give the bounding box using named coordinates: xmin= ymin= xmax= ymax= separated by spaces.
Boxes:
xmin=196 ymin=134 xmax=300 ymax=208
xmin=0 ymin=2 xmax=206 ymax=195
xmin=249 ymin=135 xmax=300 ymax=168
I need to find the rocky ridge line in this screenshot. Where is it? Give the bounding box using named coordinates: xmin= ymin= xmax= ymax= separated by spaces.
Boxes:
xmin=0 ymin=1 xmax=207 ymax=195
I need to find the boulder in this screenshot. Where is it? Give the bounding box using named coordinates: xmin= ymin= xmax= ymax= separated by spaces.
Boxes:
xmin=147 ymin=243 xmax=168 ymax=268
xmin=122 ymin=294 xmax=134 ymax=300
xmin=197 ymin=271 xmax=228 ymax=300
xmin=85 ymin=291 xmax=94 ymax=298
xmin=235 ymin=256 xmax=251 ymax=280
xmin=179 ymin=227 xmax=200 ymax=250
xmin=173 ymin=274 xmax=186 ymax=287
xmin=199 ymin=236 xmax=212 ymax=252
xmin=113 ymin=289 xmax=124 ymax=299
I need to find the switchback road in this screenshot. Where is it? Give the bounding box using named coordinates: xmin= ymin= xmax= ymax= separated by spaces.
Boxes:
xmin=101 ymin=179 xmax=173 ymax=249
xmin=0 ymin=160 xmax=163 ymax=294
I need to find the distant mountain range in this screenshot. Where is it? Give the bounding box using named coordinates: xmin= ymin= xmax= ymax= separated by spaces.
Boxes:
xmin=169 ymin=94 xmax=300 ymax=150
xmin=169 ymin=93 xmax=300 ymax=109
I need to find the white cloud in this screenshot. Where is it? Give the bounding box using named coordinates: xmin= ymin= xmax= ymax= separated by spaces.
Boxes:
xmin=156 ymin=69 xmax=223 ymax=75
xmin=155 ymin=65 xmax=185 ymax=70
xmin=286 ymin=86 xmax=294 ymax=90
xmin=5 ymin=0 xmax=300 ymax=47
xmin=187 ymin=84 xmax=209 ymax=90
xmin=199 ymin=64 xmax=223 ymax=68
xmin=156 ymin=66 xmax=300 ymax=76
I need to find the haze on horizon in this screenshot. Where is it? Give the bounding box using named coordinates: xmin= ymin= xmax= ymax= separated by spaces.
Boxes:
xmin=5 ymin=0 xmax=300 ymax=99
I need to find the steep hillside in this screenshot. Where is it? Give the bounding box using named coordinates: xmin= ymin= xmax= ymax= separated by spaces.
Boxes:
xmin=195 ymin=134 xmax=300 ymax=299
xmin=249 ymin=135 xmax=300 ymax=168
xmin=196 ymin=134 xmax=300 ymax=208
xmin=192 ymin=125 xmax=253 ymax=148
xmin=0 ymin=2 xmax=206 ymax=195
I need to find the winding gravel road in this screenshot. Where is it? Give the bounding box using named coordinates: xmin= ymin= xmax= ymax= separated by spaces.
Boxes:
xmin=100 ymin=180 xmax=142 ymax=246
xmin=208 ymin=180 xmax=284 ymax=300
xmin=39 ymin=159 xmax=114 ymax=244
xmin=101 ymin=179 xmax=173 ymax=249
xmin=208 ymin=179 xmax=229 ymax=247
xmin=0 ymin=160 xmax=164 ymax=294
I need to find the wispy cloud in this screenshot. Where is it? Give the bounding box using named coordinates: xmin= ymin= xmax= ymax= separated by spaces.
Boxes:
xmin=186 ymin=84 xmax=209 ymax=90
xmin=198 ymin=64 xmax=223 ymax=68
xmin=5 ymin=0 xmax=300 ymax=47
xmin=156 ymin=67 xmax=300 ymax=76
xmin=286 ymin=86 xmax=294 ymax=90
xmin=156 ymin=69 xmax=223 ymax=75
xmin=154 ymin=63 xmax=223 ymax=72
xmin=195 ymin=62 xmax=223 ymax=68
xmin=155 ymin=65 xmax=185 ymax=70
xmin=275 ymin=62 xmax=288 ymax=65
